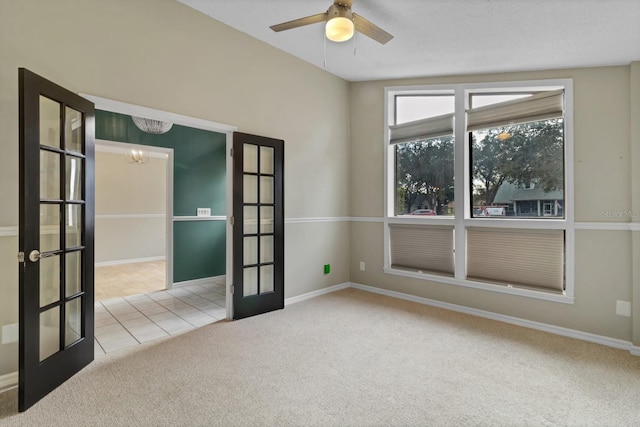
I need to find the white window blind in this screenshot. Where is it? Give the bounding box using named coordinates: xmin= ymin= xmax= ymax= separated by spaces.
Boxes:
xmin=466 ymin=227 xmax=564 ymax=292
xmin=389 ymin=224 xmax=454 ymax=275
xmin=466 ymin=89 xmax=564 ymax=132
xmin=389 ymin=113 xmax=454 ymax=144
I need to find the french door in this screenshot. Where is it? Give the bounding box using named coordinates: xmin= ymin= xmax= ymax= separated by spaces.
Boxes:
xmin=232 ymin=132 xmax=284 ymax=319
xmin=18 ymin=68 xmax=95 ymax=411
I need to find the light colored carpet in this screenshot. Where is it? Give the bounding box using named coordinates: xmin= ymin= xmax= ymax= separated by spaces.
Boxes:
xmin=1 ymin=288 xmax=640 ymax=426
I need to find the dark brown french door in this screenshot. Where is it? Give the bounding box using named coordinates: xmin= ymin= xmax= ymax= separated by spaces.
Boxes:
xmin=18 ymin=68 xmax=95 ymax=411
xmin=232 ymin=132 xmax=284 ymax=319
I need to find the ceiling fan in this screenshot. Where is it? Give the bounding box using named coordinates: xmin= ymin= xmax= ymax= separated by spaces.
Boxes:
xmin=269 ymin=0 xmax=393 ymax=45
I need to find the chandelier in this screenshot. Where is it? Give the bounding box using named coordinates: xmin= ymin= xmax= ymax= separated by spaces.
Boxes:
xmin=131 ymin=116 xmax=173 ymax=134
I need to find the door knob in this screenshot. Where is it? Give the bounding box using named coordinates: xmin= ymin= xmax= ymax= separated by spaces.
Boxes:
xmin=29 ymin=250 xmax=41 ymax=262
xmin=28 ymin=250 xmax=54 ymax=262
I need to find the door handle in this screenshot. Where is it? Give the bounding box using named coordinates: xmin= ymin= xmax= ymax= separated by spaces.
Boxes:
xmin=28 ymin=250 xmax=54 ymax=262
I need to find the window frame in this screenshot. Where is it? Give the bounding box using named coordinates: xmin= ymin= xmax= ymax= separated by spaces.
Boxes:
xmin=383 ymin=79 xmax=574 ymax=303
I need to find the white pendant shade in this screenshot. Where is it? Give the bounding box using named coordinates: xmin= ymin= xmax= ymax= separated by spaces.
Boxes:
xmin=325 ymin=17 xmax=354 ymax=42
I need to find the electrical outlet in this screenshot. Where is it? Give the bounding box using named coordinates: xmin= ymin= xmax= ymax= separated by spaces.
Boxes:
xmin=359 ymin=261 xmax=365 ymax=271
xmin=196 ymin=208 xmax=211 ymax=217
xmin=616 ymin=300 xmax=631 ymax=317
xmin=1 ymin=323 xmax=18 ymax=344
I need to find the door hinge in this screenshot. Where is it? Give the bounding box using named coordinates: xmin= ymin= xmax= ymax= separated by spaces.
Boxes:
xmin=230 ymin=147 xmax=234 ymax=157
xmin=230 ymin=216 xmax=235 ymax=226
xmin=17 ymin=252 xmax=24 ymax=263
xmin=230 ymin=285 xmax=234 ymax=295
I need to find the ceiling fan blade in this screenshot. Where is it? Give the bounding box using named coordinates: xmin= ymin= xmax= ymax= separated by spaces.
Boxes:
xmin=353 ymin=13 xmax=393 ymax=44
xmin=270 ymin=13 xmax=327 ymax=32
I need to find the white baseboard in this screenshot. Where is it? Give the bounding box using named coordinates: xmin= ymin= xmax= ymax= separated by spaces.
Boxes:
xmin=0 ymin=371 xmax=18 ymax=391
xmin=173 ymin=275 xmax=225 ymax=288
xmin=348 ymin=282 xmax=639 ymax=356
xmin=285 ymin=282 xmax=351 ymax=306
xmin=95 ymin=256 xmax=165 ymax=267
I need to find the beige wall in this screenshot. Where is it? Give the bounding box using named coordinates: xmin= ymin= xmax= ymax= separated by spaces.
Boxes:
xmin=95 ymin=150 xmax=166 ymax=264
xmin=349 ymin=65 xmax=639 ymax=344
xmin=0 ymin=0 xmax=350 ymax=376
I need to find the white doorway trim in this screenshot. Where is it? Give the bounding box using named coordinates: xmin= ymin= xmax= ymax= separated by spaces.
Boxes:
xmin=95 ymin=139 xmax=174 ymax=292
xmin=81 ymin=94 xmax=237 ymax=320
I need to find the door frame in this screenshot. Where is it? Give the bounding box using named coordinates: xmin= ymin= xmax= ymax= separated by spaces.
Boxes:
xmin=94 ymin=139 xmax=174 ymax=291
xmin=81 ymin=94 xmax=237 ymax=319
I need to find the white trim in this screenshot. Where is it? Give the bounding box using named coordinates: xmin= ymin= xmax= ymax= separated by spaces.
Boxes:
xmin=382 ymin=267 xmax=573 ymax=304
xmin=0 ymin=371 xmax=18 ymax=392
xmin=173 ymin=216 xmax=226 ymax=222
xmin=96 ymin=214 xmax=165 ymax=220
xmin=95 ymin=256 xmax=165 ymax=268
xmin=285 ymin=217 xmax=351 ymax=224
xmin=285 ymin=282 xmax=351 ymax=306
xmin=225 ymin=133 xmax=233 ymax=320
xmin=81 ymin=94 xmax=237 ymax=134
xmin=348 ymin=282 xmax=638 ymax=355
xmin=280 ymin=282 xmax=638 ymax=356
xmin=1 ymin=220 xmax=634 ymax=238
xmin=173 ymin=275 xmax=225 ymax=288
xmin=575 ymin=222 xmax=635 ymax=231
xmin=350 ymin=217 xmax=384 ymax=223
xmin=0 ymin=226 xmax=18 ymax=237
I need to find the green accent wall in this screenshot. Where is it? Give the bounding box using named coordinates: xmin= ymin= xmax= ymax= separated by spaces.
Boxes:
xmin=173 ymin=221 xmax=226 ymax=282
xmin=95 ymin=110 xmax=226 ymax=282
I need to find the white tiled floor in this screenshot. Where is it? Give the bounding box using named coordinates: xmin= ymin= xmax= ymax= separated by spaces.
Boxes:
xmin=94 ymin=281 xmax=227 ymax=356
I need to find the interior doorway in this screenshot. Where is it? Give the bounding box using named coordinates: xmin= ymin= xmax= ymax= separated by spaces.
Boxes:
xmin=94 ymin=140 xmax=173 ymax=301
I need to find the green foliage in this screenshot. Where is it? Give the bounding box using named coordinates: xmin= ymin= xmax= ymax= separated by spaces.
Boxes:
xmin=395 ymin=119 xmax=564 ymax=212
xmin=396 ymin=136 xmax=454 ymax=214
xmin=472 ymin=119 xmax=564 ymax=205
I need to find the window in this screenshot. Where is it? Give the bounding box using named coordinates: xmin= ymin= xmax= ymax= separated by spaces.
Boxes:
xmin=384 ymin=80 xmax=573 ymax=302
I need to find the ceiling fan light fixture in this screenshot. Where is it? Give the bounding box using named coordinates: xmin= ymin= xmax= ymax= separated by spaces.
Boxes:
xmin=325 ymin=16 xmax=354 ymax=42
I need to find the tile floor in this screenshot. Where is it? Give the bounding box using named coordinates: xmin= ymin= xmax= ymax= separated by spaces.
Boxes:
xmin=95 ymin=261 xmax=167 ymax=301
xmin=94 ymin=281 xmax=227 ymax=356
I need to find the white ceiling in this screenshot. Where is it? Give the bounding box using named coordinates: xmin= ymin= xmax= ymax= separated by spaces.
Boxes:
xmin=179 ymin=0 xmax=640 ymax=82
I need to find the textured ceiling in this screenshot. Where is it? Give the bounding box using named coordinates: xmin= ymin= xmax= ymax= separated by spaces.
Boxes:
xmin=179 ymin=0 xmax=640 ymax=82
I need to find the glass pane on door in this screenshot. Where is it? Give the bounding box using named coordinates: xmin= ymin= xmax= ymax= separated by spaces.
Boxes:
xmin=243 ymin=236 xmax=258 ymax=265
xmin=65 ymin=251 xmax=82 ymax=297
xmin=39 ymin=307 xmax=60 ymax=361
xmin=65 ymin=156 xmax=82 ymax=201
xmin=244 ymin=144 xmax=258 ymax=173
xmin=260 ymin=206 xmax=274 ymax=233
xmin=39 ymin=96 xmax=60 ymax=149
xmin=40 ymin=150 xmax=60 ymax=200
xmin=243 ymin=267 xmax=258 ymax=296
xmin=39 ymin=255 xmax=60 ymax=308
xmin=260 ymin=176 xmax=274 ymax=204
xmin=40 ymin=204 xmax=60 ymax=252
xmin=260 ymin=146 xmax=274 ymax=174
xmin=260 ymin=236 xmax=273 ymax=263
xmin=244 ymin=206 xmax=258 ymax=234
xmin=66 ymin=205 xmax=82 ymax=248
xmin=244 ymin=175 xmax=258 ymax=203
xmin=64 ymin=107 xmax=83 ymax=154
xmin=260 ymin=265 xmax=274 ymax=293
xmin=65 ymin=298 xmax=82 ymax=347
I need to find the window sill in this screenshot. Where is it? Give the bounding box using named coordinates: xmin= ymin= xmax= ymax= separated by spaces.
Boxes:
xmin=383 ymin=267 xmax=574 ymax=304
